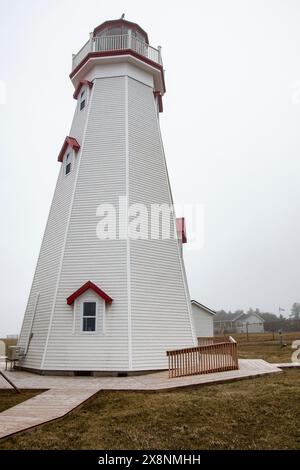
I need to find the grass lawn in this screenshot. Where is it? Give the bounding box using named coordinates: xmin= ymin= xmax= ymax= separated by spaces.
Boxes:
xmin=0 ymin=369 xmax=299 ymax=450
xmin=234 ymin=331 xmax=300 ymax=363
xmin=0 ymin=390 xmax=42 ymax=413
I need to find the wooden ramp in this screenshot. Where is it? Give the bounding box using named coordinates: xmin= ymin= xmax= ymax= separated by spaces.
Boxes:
xmin=0 ymin=359 xmax=283 ymax=440
xmin=0 ymin=387 xmax=100 ymax=439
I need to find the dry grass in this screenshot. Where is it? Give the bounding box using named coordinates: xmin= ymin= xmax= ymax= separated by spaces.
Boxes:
xmin=233 ymin=331 xmax=300 ymax=363
xmin=0 ymin=370 xmax=299 ymax=450
xmin=0 ymin=390 xmax=42 ymax=413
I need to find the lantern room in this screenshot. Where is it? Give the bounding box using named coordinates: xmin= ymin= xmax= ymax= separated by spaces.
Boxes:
xmin=93 ymin=19 xmax=149 ymax=44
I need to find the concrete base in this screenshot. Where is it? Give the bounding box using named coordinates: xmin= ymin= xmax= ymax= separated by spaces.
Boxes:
xmin=15 ymin=366 xmax=165 ymax=377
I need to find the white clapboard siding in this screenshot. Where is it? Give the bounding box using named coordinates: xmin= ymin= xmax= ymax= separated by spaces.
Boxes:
xmin=19 ymin=54 xmax=196 ymax=372
xmin=191 ymin=303 xmax=214 ymax=337
xmin=18 ymin=150 xmax=78 ymax=369
xmin=42 ymin=77 xmax=129 ymax=370
xmin=128 ymin=77 xmax=196 ymax=370
xmin=18 ymin=83 xmax=91 ymax=370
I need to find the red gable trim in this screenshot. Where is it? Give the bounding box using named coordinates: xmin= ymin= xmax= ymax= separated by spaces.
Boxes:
xmin=176 ymin=217 xmax=187 ymax=244
xmin=73 ymin=80 xmax=93 ymax=100
xmin=57 ymin=136 xmax=80 ymax=163
xmin=69 ymin=50 xmax=166 ymax=94
xmin=67 ymin=281 xmax=113 ymax=306
xmin=154 ymin=91 xmax=163 ymax=113
xmin=93 ymin=19 xmax=149 ymax=44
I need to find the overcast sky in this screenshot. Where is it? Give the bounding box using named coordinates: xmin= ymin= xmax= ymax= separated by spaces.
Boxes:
xmin=0 ymin=0 xmax=300 ymax=336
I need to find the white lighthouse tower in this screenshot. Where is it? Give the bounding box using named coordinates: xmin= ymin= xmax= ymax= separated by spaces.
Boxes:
xmin=18 ymin=18 xmax=196 ymax=375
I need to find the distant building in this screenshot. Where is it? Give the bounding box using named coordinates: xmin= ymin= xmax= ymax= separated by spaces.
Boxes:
xmin=234 ymin=312 xmax=265 ymax=333
xmin=215 ymin=312 xmax=265 ymax=334
xmin=191 ymin=301 xmax=216 ymax=337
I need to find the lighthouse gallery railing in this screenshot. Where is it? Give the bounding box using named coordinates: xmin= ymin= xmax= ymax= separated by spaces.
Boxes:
xmin=72 ymin=34 xmax=162 ymax=70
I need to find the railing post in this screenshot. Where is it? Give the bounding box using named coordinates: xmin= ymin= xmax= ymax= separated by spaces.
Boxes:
xmin=89 ymin=32 xmax=94 ymax=52
xmin=128 ymin=29 xmax=132 ymax=50
xmin=158 ymin=45 xmax=162 ymax=64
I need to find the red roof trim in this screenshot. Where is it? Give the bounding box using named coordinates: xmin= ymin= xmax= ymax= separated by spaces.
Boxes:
xmin=93 ymin=19 xmax=149 ymax=44
xmin=154 ymin=91 xmax=163 ymax=113
xmin=57 ymin=137 xmax=80 ymax=163
xmin=176 ymin=217 xmax=187 ymax=244
xmin=67 ymin=281 xmax=113 ymax=305
xmin=69 ymin=50 xmax=166 ymax=93
xmin=73 ymin=80 xmax=93 ymax=100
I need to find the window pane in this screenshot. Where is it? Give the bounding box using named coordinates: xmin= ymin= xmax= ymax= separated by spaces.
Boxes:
xmin=65 ymin=163 xmax=71 ymax=175
xmin=80 ymin=99 xmax=85 ymax=110
xmin=83 ymin=302 xmax=96 ymax=316
xmin=83 ymin=317 xmax=96 ymax=332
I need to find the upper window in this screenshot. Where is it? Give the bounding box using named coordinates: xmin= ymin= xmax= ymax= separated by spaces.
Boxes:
xmin=80 ymin=90 xmax=86 ymax=111
xmin=82 ymin=302 xmax=96 ymax=332
xmin=65 ymin=152 xmax=71 ymax=175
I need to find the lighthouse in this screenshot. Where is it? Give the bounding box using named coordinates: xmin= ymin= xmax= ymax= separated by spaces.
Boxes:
xmin=18 ymin=18 xmax=196 ymax=375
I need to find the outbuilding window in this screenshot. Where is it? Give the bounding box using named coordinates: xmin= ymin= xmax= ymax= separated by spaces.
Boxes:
xmin=82 ymin=302 xmax=96 ymax=332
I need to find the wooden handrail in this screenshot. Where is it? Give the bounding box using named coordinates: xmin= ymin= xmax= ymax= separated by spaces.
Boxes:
xmin=197 ymin=336 xmax=229 ymax=346
xmin=167 ymin=338 xmax=239 ymax=378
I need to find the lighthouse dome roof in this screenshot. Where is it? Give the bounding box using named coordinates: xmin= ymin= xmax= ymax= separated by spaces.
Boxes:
xmin=93 ymin=18 xmax=149 ymax=44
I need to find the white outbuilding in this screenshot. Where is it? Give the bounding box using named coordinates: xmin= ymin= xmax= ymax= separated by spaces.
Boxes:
xmin=191 ymin=300 xmax=216 ymax=337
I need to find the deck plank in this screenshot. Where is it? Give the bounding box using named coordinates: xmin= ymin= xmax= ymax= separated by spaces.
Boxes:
xmin=0 ymin=359 xmax=284 ymax=440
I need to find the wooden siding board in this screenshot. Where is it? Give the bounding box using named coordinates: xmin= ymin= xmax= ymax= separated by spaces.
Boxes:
xmin=128 ymin=78 xmax=195 ymax=370
xmin=43 ymin=77 xmax=129 ymax=370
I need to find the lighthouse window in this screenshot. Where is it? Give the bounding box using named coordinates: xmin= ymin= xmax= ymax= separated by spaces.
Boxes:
xmin=80 ymin=90 xmax=86 ymax=111
xmin=82 ymin=302 xmax=96 ymax=332
xmin=65 ymin=153 xmax=71 ymax=175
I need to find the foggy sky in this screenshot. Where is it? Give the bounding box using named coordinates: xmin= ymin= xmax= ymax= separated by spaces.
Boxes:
xmin=0 ymin=0 xmax=299 ymax=336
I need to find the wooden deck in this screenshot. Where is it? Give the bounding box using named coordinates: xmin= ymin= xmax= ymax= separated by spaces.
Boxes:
xmin=0 ymin=359 xmax=283 ymax=440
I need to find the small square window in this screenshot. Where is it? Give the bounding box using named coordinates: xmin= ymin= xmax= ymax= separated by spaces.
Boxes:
xmin=81 ymin=90 xmax=85 ymax=98
xmin=80 ymin=99 xmax=86 ymax=110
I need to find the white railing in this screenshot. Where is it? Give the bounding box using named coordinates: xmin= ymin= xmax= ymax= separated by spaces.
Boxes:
xmin=72 ymin=40 xmax=91 ymax=70
xmin=72 ymin=33 xmax=162 ymax=70
xmin=94 ymin=34 xmax=129 ymax=52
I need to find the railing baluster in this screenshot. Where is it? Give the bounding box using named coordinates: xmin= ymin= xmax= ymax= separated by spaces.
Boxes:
xmin=166 ymin=337 xmax=239 ymax=379
xmin=72 ymin=34 xmax=162 ymax=71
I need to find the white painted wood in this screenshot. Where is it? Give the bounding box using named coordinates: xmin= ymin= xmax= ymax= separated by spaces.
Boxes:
xmin=18 ymin=26 xmax=195 ymax=373
xmin=24 ymin=293 xmax=40 ymax=355
xmin=191 ymin=302 xmax=215 ymax=337
xmin=72 ymin=34 xmax=162 ymax=70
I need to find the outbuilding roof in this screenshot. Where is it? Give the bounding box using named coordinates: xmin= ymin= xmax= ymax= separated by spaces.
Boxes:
xmin=191 ymin=300 xmax=216 ymax=316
